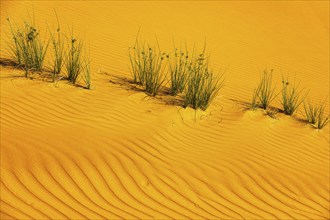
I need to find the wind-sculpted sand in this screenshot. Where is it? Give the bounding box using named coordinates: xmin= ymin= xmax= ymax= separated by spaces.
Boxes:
xmin=0 ymin=1 xmax=329 ymax=219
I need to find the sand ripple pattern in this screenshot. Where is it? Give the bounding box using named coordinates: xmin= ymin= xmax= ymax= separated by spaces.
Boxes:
xmin=1 ymin=68 xmax=329 ymax=219
xmin=1 ymin=1 xmax=329 ymax=218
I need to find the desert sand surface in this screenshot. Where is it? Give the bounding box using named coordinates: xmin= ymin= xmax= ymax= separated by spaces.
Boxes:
xmin=0 ymin=1 xmax=329 ymax=219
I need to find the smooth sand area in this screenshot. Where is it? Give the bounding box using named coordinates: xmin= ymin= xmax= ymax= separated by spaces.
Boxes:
xmin=1 ymin=1 xmax=329 ymax=219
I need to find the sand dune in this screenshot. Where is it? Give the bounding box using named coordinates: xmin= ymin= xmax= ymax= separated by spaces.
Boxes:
xmin=1 ymin=1 xmax=329 ymax=219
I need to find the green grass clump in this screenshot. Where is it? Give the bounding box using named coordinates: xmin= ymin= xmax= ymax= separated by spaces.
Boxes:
xmin=252 ymin=69 xmax=276 ymax=109
xmin=143 ymin=46 xmax=167 ymax=96
xmin=50 ymin=11 xmax=65 ymax=82
xmin=303 ymin=100 xmax=329 ymax=129
xmin=7 ymin=16 xmax=48 ymax=77
xmin=303 ymin=100 xmax=318 ymax=124
xmin=83 ymin=47 xmax=91 ymax=89
xmin=7 ymin=18 xmax=23 ymax=65
xmin=251 ymin=87 xmax=259 ymax=110
xmin=183 ymin=52 xmax=224 ymax=110
xmin=280 ymin=76 xmax=306 ymax=115
xmin=66 ymin=31 xmax=83 ymax=84
xmin=316 ymin=105 xmax=329 ymax=129
xmin=129 ymin=38 xmax=145 ymax=85
xmin=129 ymin=37 xmax=167 ymax=96
xmin=167 ymin=47 xmax=190 ymax=95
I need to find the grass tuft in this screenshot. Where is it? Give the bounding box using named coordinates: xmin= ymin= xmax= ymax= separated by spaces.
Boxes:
xmin=49 ymin=10 xmax=65 ymax=82
xmin=252 ymin=69 xmax=276 ymax=109
xmin=129 ymin=36 xmax=167 ymax=96
xmin=7 ymin=14 xmax=49 ymax=77
xmin=316 ymin=105 xmax=329 ymax=129
xmin=303 ymin=100 xmax=329 ymax=129
xmin=167 ymin=46 xmax=190 ymax=95
xmin=129 ymin=36 xmax=144 ymax=85
xmin=183 ymin=51 xmax=224 ymax=111
xmin=83 ymin=47 xmax=91 ymax=89
xmin=65 ymin=29 xmax=83 ymax=84
xmin=303 ymin=100 xmax=318 ymax=124
xmin=280 ymin=76 xmax=306 ymax=115
xmin=251 ymin=87 xmax=259 ymax=110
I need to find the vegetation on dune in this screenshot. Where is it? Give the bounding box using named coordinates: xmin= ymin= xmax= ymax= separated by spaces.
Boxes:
xmin=83 ymin=46 xmax=92 ymax=89
xmin=6 ymin=11 xmax=92 ymax=87
xmin=3 ymin=12 xmax=328 ymax=129
xmin=280 ymin=76 xmax=306 ymax=116
xmin=303 ymin=100 xmax=318 ymax=124
xmin=65 ymin=29 xmax=84 ymax=85
xmin=129 ymin=36 xmax=167 ymax=96
xmin=7 ymin=14 xmax=49 ymax=77
xmin=49 ymin=10 xmax=65 ymax=82
xmin=183 ymin=51 xmax=224 ymax=110
xmin=129 ymin=37 xmax=224 ymax=110
xmin=167 ymin=46 xmax=190 ymax=95
xmin=303 ymin=100 xmax=329 ymax=129
xmin=143 ymin=46 xmax=167 ymax=96
xmin=251 ymin=69 xmax=276 ymax=110
xmin=249 ymin=68 xmax=328 ymax=129
xmin=129 ymin=36 xmax=144 ymax=85
xmin=315 ymin=104 xmax=329 ymax=129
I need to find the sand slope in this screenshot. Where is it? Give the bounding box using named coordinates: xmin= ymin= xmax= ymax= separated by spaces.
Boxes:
xmin=1 ymin=66 xmax=329 ymax=219
xmin=1 ymin=1 xmax=329 ymax=219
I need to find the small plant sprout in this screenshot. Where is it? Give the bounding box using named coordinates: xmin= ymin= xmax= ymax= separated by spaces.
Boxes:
xmin=303 ymin=100 xmax=329 ymax=129
xmin=280 ymin=76 xmax=306 ymax=115
xmin=252 ymin=69 xmax=276 ymax=109
xmin=183 ymin=48 xmax=224 ymax=111
xmin=66 ymin=29 xmax=83 ymax=84
xmin=50 ymin=10 xmax=65 ymax=82
xmin=129 ymin=34 xmax=167 ymax=96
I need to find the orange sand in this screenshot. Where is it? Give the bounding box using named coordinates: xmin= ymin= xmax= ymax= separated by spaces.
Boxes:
xmin=0 ymin=1 xmax=329 ymax=219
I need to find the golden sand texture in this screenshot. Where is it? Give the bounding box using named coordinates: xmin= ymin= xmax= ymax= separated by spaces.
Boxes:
xmin=0 ymin=1 xmax=329 ymax=219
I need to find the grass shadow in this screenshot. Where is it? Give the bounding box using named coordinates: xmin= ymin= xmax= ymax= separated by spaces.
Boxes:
xmin=0 ymin=57 xmax=87 ymax=88
xmin=108 ymin=74 xmax=184 ymax=107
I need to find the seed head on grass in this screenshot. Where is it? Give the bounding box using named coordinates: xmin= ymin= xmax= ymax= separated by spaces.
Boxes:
xmin=280 ymin=76 xmax=306 ymax=115
xmin=183 ymin=50 xmax=224 ymax=111
xmin=252 ymin=69 xmax=276 ymax=109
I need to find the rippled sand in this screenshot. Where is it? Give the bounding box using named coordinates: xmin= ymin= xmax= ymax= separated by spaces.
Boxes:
xmin=0 ymin=1 xmax=329 ymax=219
